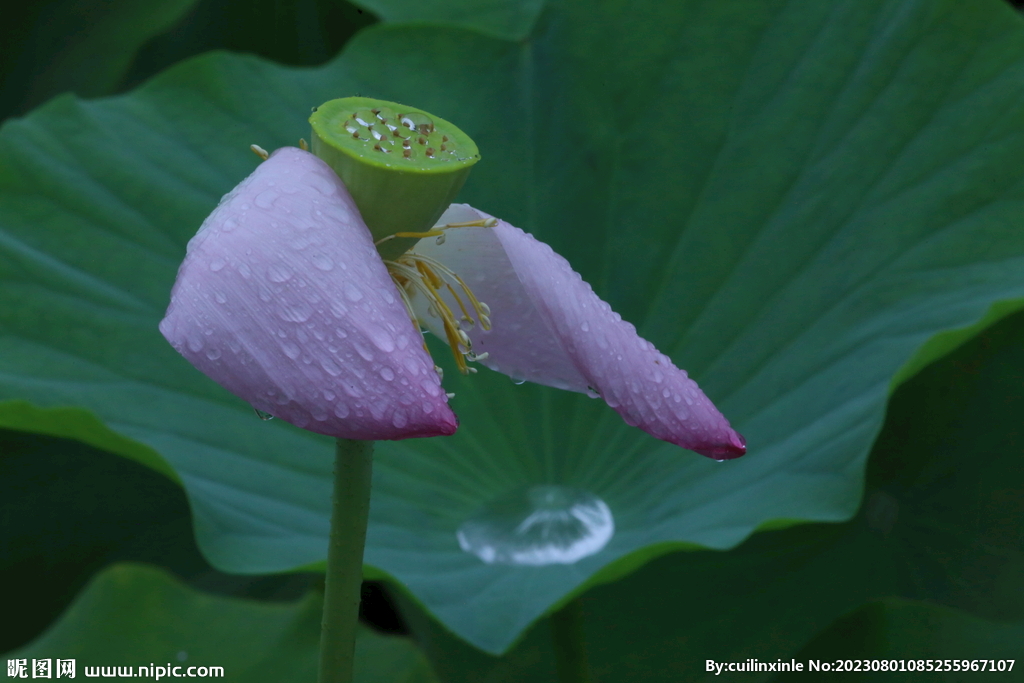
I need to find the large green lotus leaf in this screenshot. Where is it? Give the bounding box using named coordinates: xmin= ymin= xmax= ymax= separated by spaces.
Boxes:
xmin=0 ymin=429 xmax=204 ymax=652
xmin=3 ymin=0 xmax=1024 ymax=655
xmin=1 ymin=563 xmax=437 ymax=683
xmin=350 ymin=0 xmax=543 ymax=40
xmin=397 ymin=309 xmax=1024 ymax=681
xmin=0 ymin=0 xmax=200 ymax=118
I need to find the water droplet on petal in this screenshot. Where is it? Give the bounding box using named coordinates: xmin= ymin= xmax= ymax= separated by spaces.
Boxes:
xmin=334 ymin=402 xmax=350 ymax=418
xmin=321 ymin=357 xmax=342 ymax=376
xmin=391 ymin=410 xmax=408 ymax=428
xmin=344 ymin=282 xmax=364 ymax=302
xmin=511 ymin=377 xmax=526 ymax=386
xmin=205 ymin=347 xmax=222 ymax=360
xmin=281 ymin=341 xmax=301 ymax=359
xmin=254 ymin=189 xmax=280 ymax=208
xmin=237 ymin=262 xmax=251 ymax=279
xmin=368 ymin=326 xmax=395 ymax=352
xmin=253 ymin=407 xmax=275 ymax=420
xmin=352 ymin=342 xmax=374 ymax=362
xmin=311 ymin=253 xmax=334 ymax=271
xmin=580 ymin=321 xmax=589 ymax=332
xmin=214 ymin=291 xmax=227 ymax=304
xmin=209 ymin=258 xmax=226 ymax=272
xmin=380 ymin=367 xmax=395 ymax=381
xmin=456 ymin=485 xmax=614 ymax=566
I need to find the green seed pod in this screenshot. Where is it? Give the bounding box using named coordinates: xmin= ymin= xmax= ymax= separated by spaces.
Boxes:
xmin=310 ymin=97 xmax=481 ymax=259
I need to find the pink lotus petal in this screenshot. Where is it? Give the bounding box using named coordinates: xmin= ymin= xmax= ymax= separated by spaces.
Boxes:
xmin=412 ymin=205 xmax=745 ymax=458
xmin=159 ymin=147 xmax=456 ymax=440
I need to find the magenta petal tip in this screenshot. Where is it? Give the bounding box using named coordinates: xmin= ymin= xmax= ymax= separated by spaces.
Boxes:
xmin=693 ymin=431 xmax=747 ymax=460
xmin=413 ymin=204 xmax=746 ymax=459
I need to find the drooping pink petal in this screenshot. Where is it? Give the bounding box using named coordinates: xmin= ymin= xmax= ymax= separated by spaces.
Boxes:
xmin=412 ymin=205 xmax=745 ymax=458
xmin=159 ymin=147 xmax=456 ymax=440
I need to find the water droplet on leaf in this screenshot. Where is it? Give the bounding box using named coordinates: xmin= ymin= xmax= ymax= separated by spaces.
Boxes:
xmin=253 ymin=407 xmax=274 ymax=420
xmin=456 ymin=485 xmax=614 ymax=566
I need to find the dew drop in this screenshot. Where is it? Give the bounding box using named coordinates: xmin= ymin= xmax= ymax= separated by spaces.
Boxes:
xmin=380 ymin=367 xmax=395 ymax=381
xmin=352 ymin=342 xmax=374 ymax=362
xmin=334 ymin=402 xmax=350 ymax=419
xmin=321 ymin=357 xmax=342 ymax=376
xmin=311 ymin=253 xmax=334 ymax=271
xmin=580 ymin=321 xmax=590 ymax=332
xmin=209 ymin=258 xmax=226 ymax=272
xmin=214 ymin=291 xmax=227 ymax=304
xmin=281 ymin=341 xmax=301 ymax=359
xmin=456 ymin=485 xmax=614 ymax=566
xmin=399 ymin=112 xmax=434 ymax=134
xmin=254 ymin=189 xmax=279 ymax=208
xmin=368 ymin=326 xmax=395 ymax=352
xmin=344 ymin=282 xmax=364 ymax=302
xmin=391 ymin=409 xmax=408 ymax=428
xmin=253 ymin=407 xmax=275 ymax=421
xmin=205 ymin=347 xmax=222 ymax=360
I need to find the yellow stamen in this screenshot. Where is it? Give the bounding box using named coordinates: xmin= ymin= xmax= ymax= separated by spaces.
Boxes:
xmin=402 ymin=252 xmax=492 ymax=332
xmin=375 ymin=230 xmax=445 ymax=247
xmin=250 ymin=144 xmax=269 ymax=160
xmin=385 ymin=259 xmax=473 ymax=374
xmin=373 ymin=218 xmax=495 ymax=247
xmin=442 ymin=218 xmax=498 ymax=228
xmin=380 ymin=218 xmax=495 ymax=375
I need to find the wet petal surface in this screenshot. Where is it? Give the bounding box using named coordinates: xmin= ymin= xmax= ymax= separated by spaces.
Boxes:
xmin=412 ymin=204 xmax=744 ymax=458
xmin=160 ymin=148 xmax=456 ymax=440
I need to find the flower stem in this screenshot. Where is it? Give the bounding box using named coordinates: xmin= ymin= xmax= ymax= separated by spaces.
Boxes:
xmin=318 ymin=438 xmax=375 ymax=683
xmin=550 ymin=598 xmax=593 ymax=683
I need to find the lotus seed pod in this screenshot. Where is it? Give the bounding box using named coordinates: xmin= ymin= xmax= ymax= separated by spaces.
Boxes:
xmin=310 ymin=97 xmax=481 ymax=259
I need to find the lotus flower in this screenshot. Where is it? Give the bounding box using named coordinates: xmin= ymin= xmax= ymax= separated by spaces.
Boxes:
xmin=159 ymin=147 xmax=746 ymax=459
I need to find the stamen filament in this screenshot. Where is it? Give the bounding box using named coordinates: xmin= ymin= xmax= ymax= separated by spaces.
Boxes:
xmin=403 ymin=252 xmax=492 ymax=332
xmin=384 ymin=260 xmax=470 ymax=374
xmin=441 ymin=218 xmax=498 ymax=228
xmin=380 ymin=221 xmax=494 ymax=376
xmin=375 ymin=229 xmax=445 ymax=247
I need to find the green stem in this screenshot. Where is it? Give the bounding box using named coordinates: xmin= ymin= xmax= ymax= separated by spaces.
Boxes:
xmin=551 ymin=598 xmax=593 ymax=683
xmin=318 ymin=438 xmax=375 ymax=683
